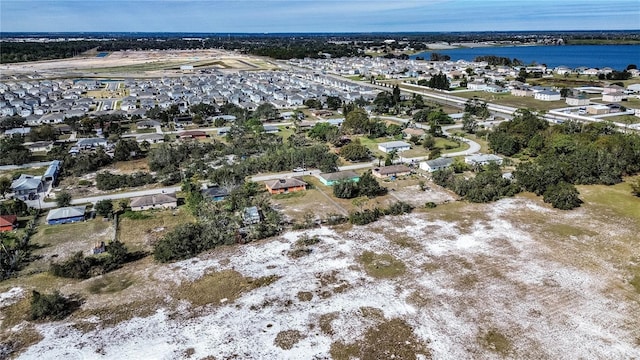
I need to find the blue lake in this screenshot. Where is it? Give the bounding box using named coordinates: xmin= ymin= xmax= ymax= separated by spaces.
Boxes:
xmin=411 ymin=45 xmax=640 ymax=70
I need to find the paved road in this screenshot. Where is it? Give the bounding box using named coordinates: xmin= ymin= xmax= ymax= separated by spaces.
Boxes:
xmin=0 ymin=161 xmax=53 ymax=171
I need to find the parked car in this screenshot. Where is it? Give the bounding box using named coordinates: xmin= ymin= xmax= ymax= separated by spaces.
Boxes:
xmin=293 ymin=167 xmax=307 ymax=172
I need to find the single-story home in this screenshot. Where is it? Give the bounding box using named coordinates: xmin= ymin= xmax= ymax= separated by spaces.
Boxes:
xmin=76 ymin=137 xmax=108 ymax=149
xmin=201 ymin=186 xmax=229 ymax=201
xmin=378 ymin=141 xmax=411 ymax=154
xmin=265 ymin=178 xmax=307 ymax=195
xmin=420 ymin=158 xmax=453 ymax=172
xmin=318 ymin=170 xmax=360 ymax=186
xmin=402 ymin=128 xmax=425 ymax=139
xmin=46 ymin=206 xmax=86 ymax=225
xmin=465 ymin=154 xmax=504 ymax=166
xmin=26 ymin=141 xmax=54 ymax=153
xmin=11 ymin=174 xmax=43 ymax=197
xmin=43 ymin=160 xmax=62 ymax=182
xmin=566 ymin=95 xmax=590 ymax=106
xmin=0 ymin=215 xmax=18 ymax=232
xmin=129 ymin=193 xmax=178 ymax=211
xmin=179 ymin=130 xmax=208 ymax=140
xmin=372 ymin=165 xmax=412 ymax=179
xmin=263 ymin=125 xmax=280 ymax=134
xmin=587 ymin=104 xmax=610 ymax=115
xmin=602 ymin=92 xmax=624 ymax=103
xmin=136 ymin=133 xmax=165 ymax=144
xmin=534 ymin=90 xmax=561 ymax=101
xmin=136 ymin=119 xmax=161 ymax=129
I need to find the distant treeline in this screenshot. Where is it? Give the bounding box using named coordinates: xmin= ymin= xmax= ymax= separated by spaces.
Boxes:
xmin=2 ymin=31 xmax=639 ymax=63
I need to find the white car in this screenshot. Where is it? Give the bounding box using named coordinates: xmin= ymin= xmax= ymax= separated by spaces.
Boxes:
xmin=293 ymin=167 xmax=307 ymax=172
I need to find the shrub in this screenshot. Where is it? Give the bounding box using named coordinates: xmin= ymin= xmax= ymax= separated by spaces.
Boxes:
xmin=384 ymin=201 xmax=414 ymax=215
xmin=30 ymin=290 xmax=79 ymax=321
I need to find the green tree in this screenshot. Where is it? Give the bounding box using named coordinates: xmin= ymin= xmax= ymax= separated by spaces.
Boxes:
xmin=326 ymin=96 xmax=342 ymax=110
xmin=342 ymin=108 xmax=369 ymax=134
xmin=0 ymin=177 xmax=11 ymax=199
xmin=30 ymin=290 xmax=78 ymax=321
xmin=333 ymin=180 xmax=359 ymax=199
xmin=95 ymin=199 xmax=113 ymax=218
xmin=254 ymin=103 xmax=278 ymax=121
xmin=461 ymin=113 xmax=478 ymax=134
xmin=339 ymin=141 xmax=370 ymax=161
xmin=113 ymin=139 xmax=141 ymax=162
xmin=357 ymin=172 xmax=387 ymax=198
xmin=56 ymin=191 xmax=72 ymax=207
xmin=630 ymin=178 xmax=640 ymax=197
xmin=543 ymin=182 xmax=583 ymax=210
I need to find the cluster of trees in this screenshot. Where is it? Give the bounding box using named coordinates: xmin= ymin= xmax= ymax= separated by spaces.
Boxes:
xmin=597 ymin=70 xmax=632 ymax=80
xmin=464 ymin=98 xmax=491 ymax=119
xmin=333 ymin=172 xmax=387 ymax=199
xmin=339 ymin=140 xmax=370 ymax=161
xmin=1 ymin=41 xmax=97 ymax=63
xmin=417 ymin=73 xmax=450 ymax=90
xmin=95 ymin=172 xmax=155 ymax=191
xmin=432 ymin=163 xmax=520 ymax=203
xmin=1 ymin=217 xmax=36 ymax=280
xmin=484 ymin=110 xmax=640 ymax=209
xmin=113 ymin=139 xmax=142 ymax=162
xmin=473 ymin=56 xmax=523 ymax=66
xmin=154 ymin=181 xmax=282 ymax=262
xmin=0 ymin=199 xmax=29 ymax=216
xmin=60 ymin=148 xmax=113 ymax=177
xmin=49 ymin=241 xmax=136 ymax=279
xmin=0 ymin=135 xmax=31 ymax=165
xmin=349 ymin=201 xmax=414 ymax=225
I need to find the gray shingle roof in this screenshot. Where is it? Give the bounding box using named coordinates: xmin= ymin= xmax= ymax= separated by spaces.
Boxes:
xmin=130 ymin=193 xmax=177 ymax=208
xmin=46 ymin=206 xmax=86 ymax=221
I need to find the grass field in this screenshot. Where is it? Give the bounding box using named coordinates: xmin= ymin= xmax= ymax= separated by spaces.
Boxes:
xmin=455 ymin=91 xmax=567 ymax=111
xmin=117 ymin=207 xmax=195 ymax=252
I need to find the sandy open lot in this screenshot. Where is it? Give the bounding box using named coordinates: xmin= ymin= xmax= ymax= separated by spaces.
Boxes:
xmin=2 ymin=191 xmax=638 ymax=359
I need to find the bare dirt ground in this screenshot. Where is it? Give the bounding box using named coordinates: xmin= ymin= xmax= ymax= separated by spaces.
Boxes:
xmin=2 ymin=190 xmax=639 ymax=359
xmin=0 ymin=49 xmax=275 ymax=78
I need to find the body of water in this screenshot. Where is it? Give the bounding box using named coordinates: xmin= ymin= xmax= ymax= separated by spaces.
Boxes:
xmin=410 ymin=45 xmax=640 ymax=70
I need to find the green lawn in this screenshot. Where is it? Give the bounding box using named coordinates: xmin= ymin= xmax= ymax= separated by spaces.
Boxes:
xmin=577 ymin=178 xmax=640 ymax=221
xmin=455 ymin=91 xmax=566 ymax=112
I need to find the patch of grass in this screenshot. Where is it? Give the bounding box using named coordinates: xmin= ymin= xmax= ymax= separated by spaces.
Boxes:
xmin=274 ymin=329 xmax=305 ymax=350
xmin=578 ymin=181 xmax=640 ymax=221
xmin=0 ymin=325 xmax=43 ymax=359
xmin=73 ymin=298 xmax=165 ymax=331
xmin=174 ymin=270 xmax=279 ymax=307
xmin=86 ymin=273 xmax=135 ymax=294
xmin=630 ymin=274 xmax=640 ymax=294
xmin=297 ymin=291 xmax=313 ymax=302
xmin=545 ymin=223 xmax=599 ymax=238
xmin=330 ymin=318 xmax=429 ymax=360
xmin=319 ymin=312 xmax=339 ymax=335
xmin=358 ymin=251 xmax=406 ymax=279
xmin=479 ymin=328 xmax=513 ymax=356
xmin=272 ymin=191 xmax=306 ymax=200
xmin=1 ymin=296 xmax=31 ymax=330
xmin=118 ymin=208 xmax=195 ymax=251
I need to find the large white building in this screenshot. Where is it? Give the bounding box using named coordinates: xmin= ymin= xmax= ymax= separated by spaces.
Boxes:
xmin=378 ymin=141 xmax=411 ymax=154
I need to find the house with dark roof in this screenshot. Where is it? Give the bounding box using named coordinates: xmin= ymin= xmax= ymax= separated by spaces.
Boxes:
xmin=130 ymin=193 xmax=177 ymax=211
xmin=201 ymin=186 xmax=229 ymax=201
xmin=318 ymin=170 xmax=360 ymax=186
xmin=265 ymin=178 xmax=307 ymax=195
xmin=0 ymin=215 xmax=18 ymax=232
xmin=372 ymin=165 xmax=411 ymax=179
xmin=46 ymin=206 xmax=86 ymax=225
xmin=179 ymin=130 xmax=208 ymax=140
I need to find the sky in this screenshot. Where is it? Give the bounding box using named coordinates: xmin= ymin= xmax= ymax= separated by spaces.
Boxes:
xmin=1 ymin=0 xmax=639 ymax=33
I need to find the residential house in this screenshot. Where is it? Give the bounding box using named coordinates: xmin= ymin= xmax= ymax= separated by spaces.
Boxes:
xmin=0 ymin=215 xmax=18 ymax=232
xmin=318 ymin=171 xmax=360 ymax=186
xmin=420 ymin=158 xmax=453 ymax=172
xmin=11 ymin=174 xmax=43 ymax=198
xmin=43 ymin=160 xmax=62 ymax=182
xmin=129 ymin=193 xmax=178 ymax=211
xmin=46 ymin=206 xmax=86 ymax=225
xmin=265 ymin=178 xmax=308 ymax=195
xmin=201 ymin=186 xmax=229 ymax=201
xmin=263 ymin=125 xmax=280 ymax=134
xmin=26 ymin=141 xmax=54 ymax=153
xmin=534 ymin=90 xmax=561 ymax=101
xmin=602 ymin=92 xmax=623 ymax=103
xmin=136 ymin=133 xmax=165 ymax=144
xmin=511 ymin=86 xmax=534 ymax=97
xmin=179 ymin=130 xmax=208 ymax=140
xmin=566 ymin=95 xmax=590 ymax=106
xmin=136 ymin=119 xmax=161 ymax=129
xmin=464 ymin=154 xmax=504 ymax=166
xmin=587 ymin=104 xmax=610 ymax=115
xmin=603 ymin=84 xmax=624 ymax=94
xmin=467 ymin=80 xmax=488 ymax=91
xmin=76 ymin=138 xmax=108 ymax=149
xmin=378 ymin=141 xmax=411 ymax=154
xmin=371 ymin=165 xmax=411 ymax=179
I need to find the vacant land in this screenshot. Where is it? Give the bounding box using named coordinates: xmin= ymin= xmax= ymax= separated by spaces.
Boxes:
xmin=456 ymin=91 xmax=567 ymax=111
xmin=1 ymin=179 xmax=639 ymax=359
xmin=117 ymin=208 xmax=195 ymax=252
